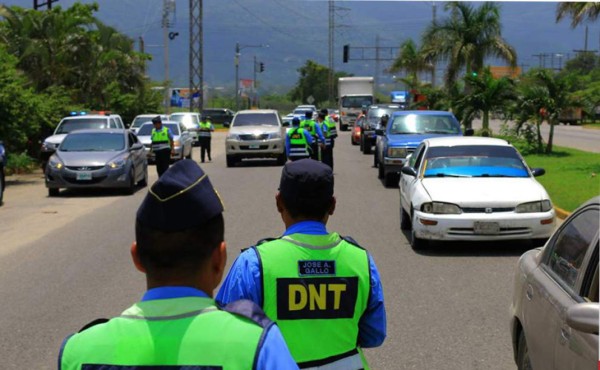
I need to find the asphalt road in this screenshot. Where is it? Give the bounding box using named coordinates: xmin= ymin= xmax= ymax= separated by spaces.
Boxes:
xmin=2 ymin=126 xmax=586 ymax=369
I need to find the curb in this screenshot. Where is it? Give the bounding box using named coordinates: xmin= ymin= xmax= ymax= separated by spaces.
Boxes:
xmin=555 ymin=206 xmax=570 ymax=220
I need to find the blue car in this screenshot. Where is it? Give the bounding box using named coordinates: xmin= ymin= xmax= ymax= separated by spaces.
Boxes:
xmin=0 ymin=141 xmax=5 ymax=205
xmin=374 ymin=111 xmax=470 ymax=187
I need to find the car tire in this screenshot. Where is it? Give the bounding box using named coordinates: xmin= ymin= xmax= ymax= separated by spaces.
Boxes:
xmin=410 ymin=228 xmax=426 ymax=250
xmin=139 ymin=165 xmax=148 ymax=187
xmin=48 ymin=188 xmax=59 ymax=197
xmin=531 ymin=238 xmax=548 ymax=247
xmin=0 ymin=168 xmax=4 ymax=205
xmin=400 ymin=204 xmax=411 ymax=230
xmin=363 ymin=140 xmax=372 ymax=154
xmin=359 ymin=133 xmax=364 ymax=152
xmin=276 ymin=152 xmax=287 ymax=166
xmin=378 ymin=163 xmax=384 ymax=179
xmin=186 ymin=145 xmax=192 ymax=160
xmin=374 ymin=151 xmax=379 ymax=167
xmin=226 ymin=155 xmax=237 ymax=168
xmin=384 ymin=172 xmax=398 ymax=188
xmin=124 ymin=169 xmax=135 ymax=195
xmin=351 ymin=134 xmax=357 ymax=145
xmin=516 ymin=330 xmax=533 ymax=370
xmin=341 ymin=124 xmax=348 ymax=131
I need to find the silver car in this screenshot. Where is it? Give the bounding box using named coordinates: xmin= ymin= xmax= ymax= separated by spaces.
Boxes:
xmin=45 ymin=129 xmax=148 ymax=196
xmin=169 ymin=112 xmax=200 ymax=145
xmin=225 ymin=109 xmax=287 ymax=167
xmin=510 ymin=196 xmax=599 ymax=369
xmin=130 ymin=114 xmax=169 ymax=134
xmin=136 ymin=121 xmax=193 ymax=162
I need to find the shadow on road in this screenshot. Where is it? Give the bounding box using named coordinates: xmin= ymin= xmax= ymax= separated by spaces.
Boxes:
xmin=49 ymin=186 xmax=146 ymax=198
xmin=229 ymin=159 xmax=284 ymax=168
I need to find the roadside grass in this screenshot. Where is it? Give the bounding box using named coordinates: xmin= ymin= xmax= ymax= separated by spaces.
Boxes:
xmin=521 ymin=147 xmax=600 ymax=212
xmin=582 ymin=122 xmax=600 ymax=130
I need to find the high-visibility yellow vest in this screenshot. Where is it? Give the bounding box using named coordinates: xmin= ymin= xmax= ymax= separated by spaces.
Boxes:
xmin=151 ymin=127 xmax=170 ymax=150
xmin=288 ymin=128 xmax=311 ymax=158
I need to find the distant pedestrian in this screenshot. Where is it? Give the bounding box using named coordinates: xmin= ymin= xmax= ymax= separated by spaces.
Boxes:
xmin=150 ymin=115 xmax=173 ymax=177
xmin=198 ymin=115 xmax=214 ymax=163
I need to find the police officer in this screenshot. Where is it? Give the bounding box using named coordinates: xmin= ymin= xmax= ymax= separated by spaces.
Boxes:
xmin=217 ymin=159 xmax=387 ymax=369
xmin=150 ymin=115 xmax=173 ymax=177
xmin=58 ymin=160 xmax=299 ymax=370
xmin=300 ymin=111 xmax=326 ymax=160
xmin=286 ymin=117 xmax=313 ymax=161
xmin=316 ymin=111 xmax=334 ymax=169
xmin=198 ymin=115 xmax=214 ymax=163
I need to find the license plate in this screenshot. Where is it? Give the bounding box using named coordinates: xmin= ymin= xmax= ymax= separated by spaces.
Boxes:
xmin=473 ymin=221 xmax=499 ymax=235
xmin=76 ymin=171 xmax=92 ymax=181
xmin=248 ymin=144 xmax=260 ymax=149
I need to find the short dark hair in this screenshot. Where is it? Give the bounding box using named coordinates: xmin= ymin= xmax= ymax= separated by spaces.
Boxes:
xmin=281 ymin=195 xmax=333 ymax=220
xmin=135 ymin=214 xmax=224 ymax=275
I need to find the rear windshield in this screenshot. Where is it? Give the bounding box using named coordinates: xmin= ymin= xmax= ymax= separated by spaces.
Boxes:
xmin=132 ymin=117 xmax=153 ymax=128
xmin=367 ymin=107 xmax=402 ymax=120
xmin=55 ymin=118 xmax=109 ymax=134
xmin=60 ymin=133 xmax=124 ymax=152
xmin=232 ymin=113 xmax=279 ymax=127
xmin=389 ymin=114 xmax=459 ymax=135
xmin=137 ymin=123 xmax=180 ymax=136
xmin=341 ymin=96 xmax=373 ymax=108
xmin=170 ymin=114 xmax=199 ymax=126
xmin=423 ymin=145 xmax=529 ymax=178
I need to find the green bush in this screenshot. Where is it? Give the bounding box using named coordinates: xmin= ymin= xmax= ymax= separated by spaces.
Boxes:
xmin=5 ymin=152 xmax=36 ymax=175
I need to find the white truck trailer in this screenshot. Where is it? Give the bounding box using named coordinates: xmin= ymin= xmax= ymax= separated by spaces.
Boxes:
xmin=337 ymin=77 xmax=374 ymax=131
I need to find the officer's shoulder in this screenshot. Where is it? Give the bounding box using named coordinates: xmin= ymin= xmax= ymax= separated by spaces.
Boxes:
xmin=341 ymin=235 xmax=367 ymax=251
xmin=221 ymin=299 xmax=273 ymax=329
xmin=239 ymin=237 xmax=279 ymax=253
xmin=77 ymin=318 xmax=109 ymax=333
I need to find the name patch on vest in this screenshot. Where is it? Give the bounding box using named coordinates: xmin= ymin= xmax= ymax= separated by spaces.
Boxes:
xmin=298 ymin=260 xmax=336 ymax=276
xmin=276 ymin=277 xmax=358 ymax=320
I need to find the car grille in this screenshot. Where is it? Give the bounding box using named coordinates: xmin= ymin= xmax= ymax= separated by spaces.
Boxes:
xmin=65 ymin=166 xmax=105 ymax=171
xmin=240 ymin=145 xmax=269 ymax=150
xmin=64 ymin=175 xmax=108 ymax=185
xmin=461 ymin=207 xmax=514 ymax=213
xmin=239 ymin=134 xmax=269 ymax=141
xmin=447 ymin=227 xmax=530 ymax=236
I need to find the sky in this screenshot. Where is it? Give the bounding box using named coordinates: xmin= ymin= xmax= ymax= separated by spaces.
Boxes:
xmin=2 ymin=0 xmax=599 ymax=91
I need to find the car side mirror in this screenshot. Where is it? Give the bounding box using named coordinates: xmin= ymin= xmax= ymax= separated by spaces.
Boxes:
xmin=223 ymin=122 xmax=230 ymax=128
xmin=531 ymin=168 xmax=545 ymax=177
xmin=131 ymin=143 xmax=143 ymax=151
xmin=375 ymin=129 xmax=384 ymax=136
xmin=282 ymin=121 xmax=290 ymax=127
xmin=566 ymin=302 xmax=599 ymax=334
xmin=464 ymin=128 xmax=474 ymax=136
xmin=401 ymin=166 xmax=417 ymax=177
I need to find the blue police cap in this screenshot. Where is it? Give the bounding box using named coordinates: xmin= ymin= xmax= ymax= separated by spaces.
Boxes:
xmin=136 ymin=160 xmax=224 ymax=232
xmin=279 ymin=159 xmax=333 ymax=203
xmin=292 ymin=117 xmax=300 ymax=126
xmin=151 ymin=115 xmax=162 ymax=124
xmin=305 ymin=111 xmax=313 ymax=118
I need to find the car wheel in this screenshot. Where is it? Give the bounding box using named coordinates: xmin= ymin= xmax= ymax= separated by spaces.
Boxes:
xmin=350 ymin=134 xmax=356 ymax=145
xmin=124 ymin=169 xmax=135 ymax=195
xmin=516 ymin=330 xmax=533 ymax=370
xmin=384 ymin=172 xmax=398 ymax=188
xmin=363 ymin=140 xmax=372 ymax=154
xmin=226 ymin=155 xmax=236 ymax=168
xmin=186 ymin=145 xmax=192 ymax=160
xmin=139 ymin=165 xmax=148 ymax=187
xmin=359 ymin=134 xmax=364 ymax=152
xmin=400 ymin=203 xmax=411 ymax=230
xmin=378 ymin=163 xmax=384 ymax=179
xmin=532 ymin=238 xmax=548 ymax=247
xmin=374 ymin=151 xmax=379 ymax=167
xmin=410 ymin=228 xmax=426 ymax=250
xmin=48 ymin=188 xmax=59 ymax=197
xmin=0 ymin=168 xmax=4 ymax=205
xmin=341 ymin=124 xmax=348 ymax=131
xmin=276 ymin=153 xmax=287 ymax=166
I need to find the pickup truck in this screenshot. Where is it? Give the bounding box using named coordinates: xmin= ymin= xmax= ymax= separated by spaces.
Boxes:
xmin=375 ymin=111 xmax=471 ymax=187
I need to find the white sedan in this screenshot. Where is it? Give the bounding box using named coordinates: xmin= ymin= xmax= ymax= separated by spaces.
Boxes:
xmin=399 ymin=137 xmax=556 ymax=249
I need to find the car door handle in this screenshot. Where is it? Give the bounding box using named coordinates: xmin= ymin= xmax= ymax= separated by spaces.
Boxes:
xmin=559 ymin=326 xmax=571 ymax=345
xmin=526 ymin=285 xmax=534 ymax=300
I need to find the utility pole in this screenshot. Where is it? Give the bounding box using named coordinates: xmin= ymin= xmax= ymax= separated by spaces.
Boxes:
xmin=328 ymin=0 xmax=334 ymax=105
xmin=139 ymin=36 xmax=145 ymax=75
xmin=189 ymin=0 xmax=203 ymax=114
xmin=375 ymin=34 xmax=380 ymax=98
xmin=162 ymin=0 xmax=176 ymax=114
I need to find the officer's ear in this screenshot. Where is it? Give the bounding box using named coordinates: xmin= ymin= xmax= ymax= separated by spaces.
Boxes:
xmin=328 ymin=196 xmax=336 ymax=216
xmin=130 ymin=242 xmax=146 ymax=273
xmin=210 ymin=241 xmax=227 ymax=286
xmin=276 ymin=192 xmax=284 ymax=213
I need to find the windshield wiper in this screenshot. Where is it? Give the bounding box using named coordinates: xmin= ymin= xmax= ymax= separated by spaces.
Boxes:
xmin=425 ymin=173 xmax=468 ymax=178
xmin=475 ymin=174 xmax=508 ymax=178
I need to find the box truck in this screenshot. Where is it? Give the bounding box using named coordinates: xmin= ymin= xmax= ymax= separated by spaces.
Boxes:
xmin=338 ymin=77 xmax=374 ymax=131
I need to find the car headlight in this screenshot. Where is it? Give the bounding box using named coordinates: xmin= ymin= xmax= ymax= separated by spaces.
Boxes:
xmin=421 ymin=202 xmax=462 ymax=214
xmin=42 ymin=142 xmax=56 ymax=151
xmin=387 ymin=147 xmax=408 ymax=158
xmin=269 ymin=132 xmax=281 ymax=139
xmin=173 ymin=140 xmax=181 ymax=147
xmin=48 ymin=157 xmax=63 ymax=169
xmin=107 ymin=156 xmax=127 ymax=169
xmin=226 ymin=133 xmax=239 ymax=140
xmin=516 ymin=200 xmax=552 ymax=213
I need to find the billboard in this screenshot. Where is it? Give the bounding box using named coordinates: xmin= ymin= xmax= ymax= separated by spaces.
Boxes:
xmin=170 ymin=88 xmax=201 ymax=108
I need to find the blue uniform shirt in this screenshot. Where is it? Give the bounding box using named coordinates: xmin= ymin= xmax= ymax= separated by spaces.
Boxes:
xmin=285 ymin=127 xmax=314 ymax=157
xmin=142 ymin=287 xmax=298 ymax=370
xmin=216 ymin=221 xmax=387 ymax=348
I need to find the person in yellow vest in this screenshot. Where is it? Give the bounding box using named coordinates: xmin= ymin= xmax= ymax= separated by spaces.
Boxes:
xmin=300 ymin=111 xmax=325 ymax=161
xmin=58 ymin=160 xmax=299 ymax=370
xmin=150 ymin=115 xmax=174 ymax=177
xmin=316 ymin=112 xmax=334 ymax=169
xmin=217 ymin=159 xmax=387 ymax=369
xmin=321 ymin=108 xmax=338 ymax=169
xmin=198 ymin=115 xmax=215 ymax=163
xmin=286 ymin=117 xmax=313 ymax=161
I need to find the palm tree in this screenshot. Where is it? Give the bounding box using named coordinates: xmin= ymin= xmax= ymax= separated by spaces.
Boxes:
xmin=455 ymin=68 xmax=516 ymax=134
xmin=421 ymin=2 xmax=517 ymax=88
xmin=389 ymin=39 xmax=432 ymax=85
xmin=556 ymin=2 xmax=600 ymax=28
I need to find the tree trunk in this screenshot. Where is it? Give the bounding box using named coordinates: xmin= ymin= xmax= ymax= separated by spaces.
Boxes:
xmin=546 ymin=118 xmax=555 ymax=154
xmin=536 ymin=117 xmax=544 ymax=153
xmin=482 ymin=110 xmax=490 ymax=136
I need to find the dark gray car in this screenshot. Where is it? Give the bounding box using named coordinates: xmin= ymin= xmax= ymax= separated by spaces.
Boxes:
xmin=45 ymin=129 xmax=147 ymax=196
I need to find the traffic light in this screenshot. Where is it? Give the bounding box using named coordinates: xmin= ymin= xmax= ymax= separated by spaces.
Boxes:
xmin=343 ymin=44 xmax=349 ymax=63
xmin=259 ymin=62 xmax=265 ymax=72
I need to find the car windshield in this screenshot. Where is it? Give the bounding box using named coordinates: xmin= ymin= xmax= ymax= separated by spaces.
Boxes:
xmin=131 ymin=117 xmax=153 ymax=128
xmin=170 ymin=114 xmax=199 ymax=126
xmin=55 ymin=118 xmax=109 ymax=134
xmin=368 ymin=107 xmax=401 ymax=120
xmin=232 ymin=113 xmax=279 ymax=127
xmin=60 ymin=133 xmax=124 ymax=152
xmin=293 ymin=109 xmax=312 ymax=115
xmin=137 ymin=123 xmax=180 ymax=136
xmin=389 ymin=114 xmax=460 ymax=135
xmin=422 ymin=145 xmax=529 ymax=178
xmin=341 ymin=96 xmax=373 ymax=108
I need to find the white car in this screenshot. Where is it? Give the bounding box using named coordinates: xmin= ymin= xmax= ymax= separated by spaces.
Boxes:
xmin=399 ymin=136 xmax=556 ymax=249
xmin=225 ymin=109 xmax=286 ymax=167
xmin=169 ymin=112 xmax=201 ymax=145
xmin=136 ymin=121 xmax=193 ymax=162
xmin=130 ymin=114 xmax=168 ymax=134
xmin=510 ymin=196 xmax=598 ymax=370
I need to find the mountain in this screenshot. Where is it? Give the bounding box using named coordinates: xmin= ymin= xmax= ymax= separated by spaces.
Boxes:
xmin=2 ymin=0 xmax=598 ymax=92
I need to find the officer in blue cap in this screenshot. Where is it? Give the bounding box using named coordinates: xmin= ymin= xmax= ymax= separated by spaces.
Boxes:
xmin=59 ymin=160 xmax=298 ymax=369
xmin=285 ymin=117 xmax=313 ymax=161
xmin=217 ymin=159 xmax=387 ymax=369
